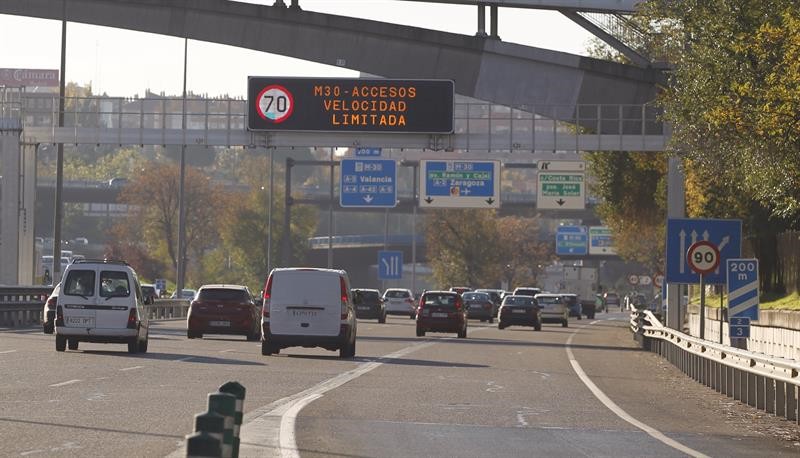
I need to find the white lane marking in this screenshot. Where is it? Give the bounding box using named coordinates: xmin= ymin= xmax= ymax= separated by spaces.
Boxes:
xmin=119 ymin=365 xmax=143 ymax=372
xmin=485 ymin=381 xmax=504 ymax=392
xmin=566 ymin=322 xmax=710 ymax=458
xmin=20 ymin=449 xmax=44 ymax=456
xmin=174 ymin=356 xmax=194 ymax=362
xmin=234 ymin=327 xmax=491 ymax=458
xmin=0 ymin=349 xmax=18 ymax=354
xmin=220 ymin=349 xmax=235 ymax=353
xmin=516 ymin=413 xmax=529 ymax=427
xmin=279 ymin=394 xmax=322 ymax=458
xmin=49 ymin=379 xmax=81 ymax=387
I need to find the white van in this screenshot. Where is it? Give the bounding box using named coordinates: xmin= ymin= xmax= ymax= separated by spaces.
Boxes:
xmin=261 ymin=268 xmax=356 ymax=358
xmin=54 ymin=259 xmax=149 ymax=353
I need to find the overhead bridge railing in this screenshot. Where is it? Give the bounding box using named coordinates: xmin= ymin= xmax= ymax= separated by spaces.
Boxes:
xmin=14 ymin=96 xmax=668 ymax=152
xmin=630 ymin=309 xmax=800 ymax=423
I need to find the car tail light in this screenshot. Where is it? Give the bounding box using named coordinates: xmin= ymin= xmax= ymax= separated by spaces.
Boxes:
xmin=127 ymin=308 xmax=138 ymax=329
xmin=262 ymin=274 xmax=273 ymax=318
xmin=483 ymin=302 xmax=492 ymax=309
xmin=454 ymin=298 xmax=462 ymax=310
xmin=340 ymin=276 xmax=349 ymax=319
xmin=55 ymin=305 xmax=64 ymax=327
xmin=46 ymin=296 xmax=57 ymax=308
xmin=417 ymin=301 xmax=425 ymax=317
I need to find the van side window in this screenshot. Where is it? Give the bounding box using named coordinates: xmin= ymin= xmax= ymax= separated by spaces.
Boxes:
xmin=100 ymin=271 xmax=130 ymax=298
xmin=64 ymin=270 xmax=96 ymax=296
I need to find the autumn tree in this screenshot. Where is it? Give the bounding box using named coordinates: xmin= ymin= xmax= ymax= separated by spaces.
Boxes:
xmin=495 ymin=216 xmax=552 ymax=288
xmin=111 ymin=162 xmax=226 ymax=285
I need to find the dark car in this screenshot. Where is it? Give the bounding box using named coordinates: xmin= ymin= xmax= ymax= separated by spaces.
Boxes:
xmin=561 ymin=293 xmax=582 ymax=320
xmin=140 ymin=284 xmax=157 ymax=305
xmin=462 ymin=291 xmax=497 ymax=323
xmin=604 ymin=292 xmax=620 ymax=310
xmin=474 ymin=289 xmax=503 ymax=307
xmin=416 ymin=291 xmax=467 ymax=338
xmin=352 ymin=288 xmax=387 ymax=323
xmin=187 ymin=284 xmax=261 ymax=340
xmin=497 ymin=295 xmax=541 ymax=331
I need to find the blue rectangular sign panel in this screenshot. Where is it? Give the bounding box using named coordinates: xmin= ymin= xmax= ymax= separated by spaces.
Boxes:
xmin=355 ymin=147 xmax=382 ymax=157
xmin=665 ymin=218 xmax=742 ymax=284
xmin=729 ymin=316 xmax=751 ymax=338
xmin=556 ymin=226 xmax=587 ymax=256
xmin=340 ymin=159 xmax=397 ymax=208
xmin=424 ymin=161 xmax=495 ymax=198
xmin=378 ymin=250 xmax=403 ymax=280
xmin=726 ymin=258 xmax=759 ymax=321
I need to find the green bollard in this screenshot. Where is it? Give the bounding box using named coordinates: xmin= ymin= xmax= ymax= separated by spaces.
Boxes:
xmin=218 ymin=381 xmax=246 ymax=458
xmin=185 ymin=430 xmax=221 ymax=458
xmin=208 ymin=392 xmax=236 ymax=458
xmin=194 ymin=410 xmax=225 ymax=453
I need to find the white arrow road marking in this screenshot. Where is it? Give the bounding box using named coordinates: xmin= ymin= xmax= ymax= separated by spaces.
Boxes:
xmin=714 ymin=236 xmax=731 ymax=274
xmin=691 ymin=230 xmax=698 ymax=245
xmin=566 ymin=322 xmax=710 ymax=458
xmin=702 ymin=230 xmax=709 ymax=241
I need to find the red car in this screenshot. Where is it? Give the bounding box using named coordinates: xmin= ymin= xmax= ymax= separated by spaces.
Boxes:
xmin=187 ymin=284 xmax=261 ymax=340
xmin=416 ymin=291 xmax=467 ymax=338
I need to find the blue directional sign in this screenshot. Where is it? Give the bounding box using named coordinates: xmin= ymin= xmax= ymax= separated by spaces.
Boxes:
xmin=729 ymin=317 xmax=751 ymax=339
xmin=378 ymin=250 xmax=403 ymax=280
xmin=665 ymin=218 xmax=741 ymax=284
xmin=556 ymin=226 xmax=588 ymax=256
xmin=419 ymin=160 xmax=500 ymax=208
xmin=727 ymin=258 xmax=759 ymax=321
xmin=340 ymin=159 xmax=397 ymax=208
xmin=355 ymin=147 xmax=382 ymax=157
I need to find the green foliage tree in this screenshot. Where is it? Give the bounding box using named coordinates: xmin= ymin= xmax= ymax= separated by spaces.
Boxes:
xmin=495 ymin=216 xmax=552 ymax=288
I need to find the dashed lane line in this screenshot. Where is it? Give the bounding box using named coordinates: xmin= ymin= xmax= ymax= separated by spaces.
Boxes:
xmin=0 ymin=349 xmax=18 ymax=354
xmin=119 ymin=366 xmax=144 ymax=372
xmin=49 ymin=379 xmax=81 ymax=387
xmin=565 ymin=320 xmax=710 ymax=458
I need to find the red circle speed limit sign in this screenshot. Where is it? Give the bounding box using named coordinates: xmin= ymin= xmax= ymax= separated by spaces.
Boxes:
xmin=687 ymin=241 xmax=720 ymax=275
xmin=256 ymin=85 xmax=294 ymax=123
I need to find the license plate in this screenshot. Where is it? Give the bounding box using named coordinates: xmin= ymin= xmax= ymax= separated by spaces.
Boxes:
xmin=358 ymin=306 xmax=370 ymax=310
xmin=512 ymin=309 xmax=526 ymax=314
xmin=66 ymin=316 xmax=94 ymax=327
xmin=209 ymin=320 xmax=230 ymax=327
xmin=291 ymin=310 xmax=317 ymax=318
xmin=432 ymin=312 xmax=448 ymax=318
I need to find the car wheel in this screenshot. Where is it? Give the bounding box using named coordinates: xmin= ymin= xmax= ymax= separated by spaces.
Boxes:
xmin=410 ymin=313 xmax=415 ymax=319
xmin=55 ymin=335 xmax=66 ymax=352
xmin=379 ymin=313 xmax=386 ymax=324
xmin=67 ymin=339 xmax=79 ymax=350
xmin=535 ymin=322 xmax=542 ymax=331
xmin=139 ymin=337 xmax=148 ymax=354
xmin=339 ymin=339 xmax=356 ymax=359
xmin=562 ymin=319 xmax=568 ymax=328
xmin=416 ymin=325 xmax=425 ymax=337
xmin=498 ymin=322 xmax=505 ymax=330
xmin=458 ymin=326 xmax=467 ymax=339
xmin=127 ymin=339 xmax=139 ymax=354
xmin=578 ymin=315 xmax=582 ymax=320
xmin=43 ymin=322 xmax=54 ymax=334
xmin=261 ymin=341 xmax=276 ymax=356
xmin=488 ymin=317 xmax=494 ymax=324
xmin=246 ymin=327 xmax=260 ymax=341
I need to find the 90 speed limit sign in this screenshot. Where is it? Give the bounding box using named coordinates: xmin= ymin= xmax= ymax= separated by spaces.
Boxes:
xmin=256 ymin=85 xmax=294 ymax=123
xmin=686 ymin=241 xmax=720 ymax=275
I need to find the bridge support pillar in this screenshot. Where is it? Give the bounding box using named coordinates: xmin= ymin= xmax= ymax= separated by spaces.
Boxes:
xmin=1 ymin=129 xmax=35 ymax=285
xmin=476 ymin=4 xmax=488 ymax=37
xmin=666 ymin=155 xmax=685 ymax=331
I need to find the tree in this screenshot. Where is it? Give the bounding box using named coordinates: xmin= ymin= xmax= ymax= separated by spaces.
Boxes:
xmin=495 ymin=216 xmax=552 ymax=288
xmin=111 ymin=163 xmax=226 ymax=285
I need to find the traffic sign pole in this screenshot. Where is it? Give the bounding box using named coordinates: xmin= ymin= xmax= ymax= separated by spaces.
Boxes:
xmin=699 ymin=273 xmax=705 ymax=340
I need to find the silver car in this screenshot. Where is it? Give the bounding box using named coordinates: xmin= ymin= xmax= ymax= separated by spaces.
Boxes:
xmin=534 ymin=293 xmax=568 ymax=327
xmin=382 ymin=288 xmax=416 ymax=319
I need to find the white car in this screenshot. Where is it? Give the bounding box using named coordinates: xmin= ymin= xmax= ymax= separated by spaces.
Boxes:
xmin=534 ymin=293 xmax=568 ymax=327
xmin=382 ymin=288 xmax=416 ymax=319
xmin=54 ymin=259 xmax=149 ymax=353
xmin=261 ymin=268 xmax=357 ymax=358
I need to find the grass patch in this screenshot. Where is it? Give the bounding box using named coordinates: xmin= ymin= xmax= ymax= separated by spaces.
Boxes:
xmin=688 ymin=289 xmax=800 ymax=311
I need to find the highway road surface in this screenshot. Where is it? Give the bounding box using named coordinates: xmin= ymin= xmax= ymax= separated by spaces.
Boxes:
xmin=1 ymin=312 xmax=798 ymax=457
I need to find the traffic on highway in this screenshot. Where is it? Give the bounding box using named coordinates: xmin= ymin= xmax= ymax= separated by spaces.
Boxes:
xmin=2 ymin=267 xmax=798 ymax=457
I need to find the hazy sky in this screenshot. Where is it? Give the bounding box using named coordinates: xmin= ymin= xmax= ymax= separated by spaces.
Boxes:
xmin=0 ymin=1 xmax=594 ymax=98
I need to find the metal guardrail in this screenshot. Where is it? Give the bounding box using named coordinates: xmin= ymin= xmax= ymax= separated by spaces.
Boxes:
xmin=0 ymin=286 xmax=190 ymax=327
xmin=630 ymin=309 xmax=800 ymax=423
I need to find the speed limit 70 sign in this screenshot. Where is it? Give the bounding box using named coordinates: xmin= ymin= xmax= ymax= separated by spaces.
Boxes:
xmin=687 ymin=241 xmax=720 ymax=275
xmin=256 ymin=85 xmax=294 ymax=123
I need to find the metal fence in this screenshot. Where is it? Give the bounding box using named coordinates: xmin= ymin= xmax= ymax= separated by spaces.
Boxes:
xmin=631 ymin=309 xmax=800 ymax=423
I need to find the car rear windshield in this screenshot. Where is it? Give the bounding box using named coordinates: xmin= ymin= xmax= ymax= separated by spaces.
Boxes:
xmin=503 ymin=296 xmax=535 ymax=307
xmin=198 ymin=288 xmax=250 ymax=302
xmin=384 ymin=290 xmax=410 ymax=299
xmin=141 ymin=286 xmax=156 ymax=295
xmin=515 ymin=288 xmax=540 ymax=296
xmin=64 ymin=270 xmax=96 ymax=296
xmin=537 ymin=296 xmax=561 ymax=305
xmin=99 ymin=271 xmax=130 ymax=298
xmin=423 ymin=293 xmax=458 ymax=309
xmin=358 ymin=290 xmax=381 ymax=301
xmin=561 ymin=295 xmax=577 ymax=304
xmin=463 ymin=292 xmax=489 ymax=302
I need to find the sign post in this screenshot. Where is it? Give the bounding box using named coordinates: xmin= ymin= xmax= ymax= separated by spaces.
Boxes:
xmin=687 ymin=241 xmax=720 ymax=340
